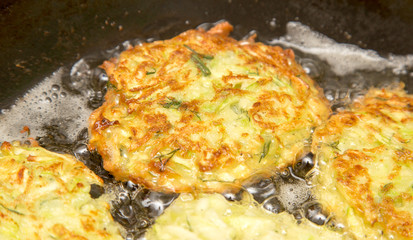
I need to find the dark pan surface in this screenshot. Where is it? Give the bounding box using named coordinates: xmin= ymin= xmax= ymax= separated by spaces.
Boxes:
xmin=1 ymin=1 xmax=413 ymax=238
xmin=0 ymin=0 xmax=412 ymax=109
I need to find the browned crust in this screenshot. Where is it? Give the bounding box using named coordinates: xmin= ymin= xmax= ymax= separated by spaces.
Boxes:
xmin=312 ymin=86 xmax=413 ymax=239
xmin=89 ymin=22 xmax=331 ymax=193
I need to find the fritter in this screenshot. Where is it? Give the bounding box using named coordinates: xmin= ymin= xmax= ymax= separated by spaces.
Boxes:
xmin=0 ymin=141 xmax=123 ymax=240
xmin=89 ymin=22 xmax=330 ymax=193
xmin=311 ymin=85 xmax=413 ymax=239
xmin=146 ymin=193 xmax=349 ymax=240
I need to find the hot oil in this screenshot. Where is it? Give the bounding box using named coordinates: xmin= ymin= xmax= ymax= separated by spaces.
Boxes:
xmin=0 ymin=21 xmax=412 ymax=239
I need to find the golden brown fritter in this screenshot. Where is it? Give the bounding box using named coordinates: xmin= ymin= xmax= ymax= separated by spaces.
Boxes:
xmin=146 ymin=193 xmax=348 ymax=240
xmin=0 ymin=141 xmax=123 ymax=240
xmin=312 ymin=85 xmax=413 ymax=239
xmin=89 ymin=22 xmax=330 ymax=193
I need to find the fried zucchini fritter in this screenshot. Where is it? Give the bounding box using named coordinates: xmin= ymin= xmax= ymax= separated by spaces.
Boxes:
xmin=89 ymin=22 xmax=330 ymax=193
xmin=146 ymin=193 xmax=348 ymax=240
xmin=0 ymin=141 xmax=123 ymax=240
xmin=312 ymin=85 xmax=413 ymax=239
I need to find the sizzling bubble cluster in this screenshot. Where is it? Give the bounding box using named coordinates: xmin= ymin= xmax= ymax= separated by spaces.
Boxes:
xmin=242 ymin=154 xmax=327 ymax=225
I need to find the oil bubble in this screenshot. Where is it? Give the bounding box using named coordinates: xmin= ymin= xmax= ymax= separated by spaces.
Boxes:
xmin=262 ymin=196 xmax=285 ymax=214
xmin=303 ymin=201 xmax=329 ymax=225
xmin=51 ymin=84 xmax=60 ymax=91
xmin=141 ymin=191 xmax=179 ymax=218
xmin=269 ymin=18 xmax=276 ymax=29
xmin=244 ymin=178 xmax=277 ymax=203
xmin=293 ymin=153 xmax=315 ymax=179
xmin=222 ymin=190 xmax=244 ymax=202
xmin=299 ymin=58 xmax=322 ymax=79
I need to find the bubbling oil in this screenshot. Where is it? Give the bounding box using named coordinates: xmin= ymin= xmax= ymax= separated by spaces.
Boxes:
xmin=0 ymin=20 xmax=412 ymax=239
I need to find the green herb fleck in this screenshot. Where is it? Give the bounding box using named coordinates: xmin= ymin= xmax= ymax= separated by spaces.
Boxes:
xmin=107 ymin=82 xmax=117 ymax=89
xmin=247 ymin=68 xmax=259 ymax=76
xmin=259 ymin=140 xmax=271 ymax=163
xmin=230 ymin=103 xmax=250 ymax=121
xmin=186 ymin=216 xmax=193 ymax=231
xmin=119 ymin=146 xmax=128 ymax=158
xmin=328 ymin=141 xmax=340 ymax=150
xmin=190 ymin=54 xmax=211 ymax=76
xmin=184 ymin=44 xmax=213 ymax=76
xmin=183 ymin=44 xmax=214 ymax=59
xmin=161 ymin=97 xmax=182 ymax=109
xmin=146 ymin=68 xmax=156 ymax=75
xmin=190 ymin=110 xmax=202 ymax=121
xmin=381 ymin=182 xmax=393 ymax=193
xmin=375 ymin=97 xmax=388 ymax=101
xmin=233 ymin=83 xmax=242 ymax=89
xmin=0 ymin=203 xmax=24 ymax=215
xmin=156 ymin=148 xmax=180 ymax=172
xmin=230 ymin=103 xmax=242 ymax=115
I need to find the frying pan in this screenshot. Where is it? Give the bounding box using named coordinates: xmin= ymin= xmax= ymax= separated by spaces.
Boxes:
xmin=0 ymin=0 xmax=412 ymax=110
xmin=1 ymin=0 xmax=413 ymax=238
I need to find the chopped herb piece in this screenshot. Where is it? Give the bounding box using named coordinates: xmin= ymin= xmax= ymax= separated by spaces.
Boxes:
xmin=106 ymin=82 xmax=117 ymax=89
xmin=184 ymin=44 xmax=213 ymax=76
xmin=0 ymin=203 xmax=24 ymax=215
xmin=247 ymin=68 xmax=259 ymax=76
xmin=190 ymin=54 xmax=211 ymax=76
xmin=381 ymin=182 xmax=393 ymax=193
xmin=375 ymin=97 xmax=388 ymax=101
xmin=259 ymin=140 xmax=271 ymax=163
xmin=328 ymin=141 xmax=340 ymax=150
xmin=230 ymin=103 xmax=242 ymax=115
xmin=230 ymin=103 xmax=250 ymax=121
xmin=201 ymin=54 xmax=214 ymax=60
xmin=233 ymin=83 xmax=242 ymax=89
xmin=156 ymin=148 xmax=180 ymax=172
xmin=146 ymin=68 xmax=156 ymax=75
xmin=190 ymin=110 xmax=202 ymax=121
xmin=161 ymin=97 xmax=182 ymax=109
xmin=186 ymin=216 xmax=193 ymax=231
xmin=183 ymin=44 xmax=214 ymax=59
xmin=119 ymin=146 xmax=128 ymax=158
